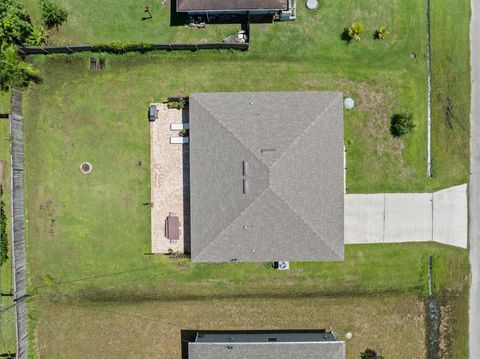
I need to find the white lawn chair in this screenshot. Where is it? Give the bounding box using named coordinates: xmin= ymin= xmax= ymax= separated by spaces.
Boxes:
xmin=170 ymin=137 xmax=189 ymax=144
xmin=170 ymin=123 xmax=189 ymax=130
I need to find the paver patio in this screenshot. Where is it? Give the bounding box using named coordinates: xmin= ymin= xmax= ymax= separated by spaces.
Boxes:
xmin=150 ymin=104 xmax=190 ymax=254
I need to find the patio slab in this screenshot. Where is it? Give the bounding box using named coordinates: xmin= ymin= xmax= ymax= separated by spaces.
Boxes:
xmin=150 ymin=103 xmax=190 ymax=254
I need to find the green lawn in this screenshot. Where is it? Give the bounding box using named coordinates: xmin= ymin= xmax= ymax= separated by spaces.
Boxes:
xmin=0 ymin=120 xmax=16 ymax=356
xmin=22 ymin=49 xmax=471 ymax=357
xmin=430 ymin=0 xmax=471 ymax=183
xmin=0 ymin=93 xmax=10 ymax=114
xmin=23 ymin=0 xmax=240 ymax=45
xmin=19 ymin=0 xmax=472 ymax=357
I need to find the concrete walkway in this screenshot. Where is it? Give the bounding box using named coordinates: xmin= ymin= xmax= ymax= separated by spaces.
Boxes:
xmin=469 ymin=0 xmax=480 ymax=354
xmin=345 ymin=184 xmax=468 ymax=248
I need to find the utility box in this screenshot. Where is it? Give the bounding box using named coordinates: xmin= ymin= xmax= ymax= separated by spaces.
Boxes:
xmin=274 ymin=261 xmax=289 ymax=270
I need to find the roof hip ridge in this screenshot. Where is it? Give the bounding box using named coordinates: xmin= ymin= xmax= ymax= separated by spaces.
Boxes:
xmin=194 ymin=96 xmax=265 ymax=163
xmin=270 ymin=94 xmax=341 ymax=169
xmin=194 ymin=188 xmax=271 ymax=260
xmin=269 ymin=186 xmax=342 ymax=259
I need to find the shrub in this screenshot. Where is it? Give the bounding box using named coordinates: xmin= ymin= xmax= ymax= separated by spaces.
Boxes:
xmin=92 ymin=41 xmax=155 ymax=53
xmin=26 ymin=25 xmax=49 ymax=46
xmin=0 ymin=44 xmax=41 ymax=91
xmin=347 ymin=22 xmax=364 ymax=41
xmin=39 ymin=0 xmax=68 ymax=30
xmin=179 ymin=129 xmax=189 ymax=137
xmin=390 ymin=112 xmax=415 ymax=137
xmin=375 ymin=26 xmax=389 ymax=40
xmin=361 ymin=348 xmax=384 ymax=359
xmin=0 ymin=0 xmax=41 ymax=46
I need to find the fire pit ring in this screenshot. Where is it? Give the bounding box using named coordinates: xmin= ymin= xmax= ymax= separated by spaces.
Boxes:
xmin=80 ymin=162 xmax=93 ymax=174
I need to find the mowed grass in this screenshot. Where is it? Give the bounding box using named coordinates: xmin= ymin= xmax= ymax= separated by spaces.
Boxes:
xmin=35 ymin=294 xmax=425 ymax=359
xmin=22 ymin=50 xmax=470 ymax=356
xmin=0 ymin=121 xmax=16 ymax=356
xmin=23 ymin=0 xmax=239 ymax=45
xmin=21 ymin=0 xmax=471 ymax=356
xmin=0 ymin=92 xmax=10 ymax=114
xmin=430 ymin=0 xmax=471 ymax=183
xmin=22 ymin=0 xmax=470 ymax=190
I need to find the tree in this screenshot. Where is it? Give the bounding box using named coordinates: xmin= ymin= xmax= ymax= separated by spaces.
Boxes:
xmin=0 ymin=0 xmax=39 ymax=46
xmin=348 ymin=22 xmax=364 ymax=41
xmin=39 ymin=0 xmax=68 ymax=30
xmin=390 ymin=112 xmax=415 ymax=137
xmin=361 ymin=348 xmax=384 ymax=359
xmin=375 ymin=26 xmax=389 ymax=40
xmin=0 ymin=44 xmax=41 ymax=91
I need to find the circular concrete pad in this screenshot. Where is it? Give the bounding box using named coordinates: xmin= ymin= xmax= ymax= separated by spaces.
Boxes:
xmin=344 ymin=97 xmax=355 ymax=110
xmin=306 ymin=0 xmax=318 ymax=9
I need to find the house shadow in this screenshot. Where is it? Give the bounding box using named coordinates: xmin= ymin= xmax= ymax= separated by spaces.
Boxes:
xmin=170 ymin=0 xmax=269 ymax=26
xmin=181 ymin=330 xmax=197 ymax=359
xmin=182 ymin=107 xmax=191 ymax=255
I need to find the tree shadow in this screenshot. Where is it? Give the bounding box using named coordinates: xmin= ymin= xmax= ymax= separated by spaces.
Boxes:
xmin=340 ymin=28 xmax=352 ymax=43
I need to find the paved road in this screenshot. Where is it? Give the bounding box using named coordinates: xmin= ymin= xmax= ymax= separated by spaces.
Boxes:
xmin=469 ymin=0 xmax=480 ymax=356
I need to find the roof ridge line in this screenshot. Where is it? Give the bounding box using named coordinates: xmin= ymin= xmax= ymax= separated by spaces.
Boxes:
xmin=195 ymin=188 xmax=271 ymax=260
xmin=269 ymin=186 xmax=342 ymax=259
xmin=270 ymin=94 xmax=341 ymax=170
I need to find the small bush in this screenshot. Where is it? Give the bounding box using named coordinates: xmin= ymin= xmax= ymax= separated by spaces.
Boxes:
xmin=361 ymin=348 xmax=384 ymax=359
xmin=347 ymin=22 xmax=364 ymax=41
xmin=391 ymin=112 xmax=415 ymax=137
xmin=179 ymin=129 xmax=189 ymax=137
xmin=167 ymin=99 xmax=186 ymax=109
xmin=375 ymin=26 xmax=389 ymax=40
xmin=39 ymin=0 xmax=68 ymax=30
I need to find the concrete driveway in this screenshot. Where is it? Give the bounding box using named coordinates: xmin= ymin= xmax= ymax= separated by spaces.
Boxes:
xmin=345 ymin=184 xmax=468 ymax=248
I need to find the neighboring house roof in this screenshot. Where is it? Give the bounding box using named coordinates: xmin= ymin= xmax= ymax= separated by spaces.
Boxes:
xmin=177 ymin=0 xmax=287 ymax=12
xmin=189 ymin=92 xmax=344 ymax=262
xmin=187 ymin=330 xmax=345 ymax=359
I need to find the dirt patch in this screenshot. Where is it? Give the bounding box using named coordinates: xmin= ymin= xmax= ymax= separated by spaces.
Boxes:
xmin=48 ymin=219 xmax=56 ymax=238
xmin=438 ymin=304 xmax=451 ymax=359
xmin=39 ymin=199 xmax=56 ymax=218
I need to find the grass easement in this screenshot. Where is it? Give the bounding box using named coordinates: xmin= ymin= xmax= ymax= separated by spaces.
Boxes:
xmin=0 ymin=120 xmax=16 ymax=356
xmin=0 ymin=187 xmax=8 ymax=266
xmin=430 ymin=0 xmax=471 ymax=183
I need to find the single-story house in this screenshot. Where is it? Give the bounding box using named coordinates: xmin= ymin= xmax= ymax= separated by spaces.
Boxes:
xmin=189 ymin=91 xmax=344 ymax=262
xmin=185 ymin=329 xmax=345 ymax=359
xmin=176 ymin=0 xmax=296 ymax=21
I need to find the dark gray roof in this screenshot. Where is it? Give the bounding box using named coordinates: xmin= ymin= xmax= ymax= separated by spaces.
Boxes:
xmin=188 ymin=342 xmax=345 ymax=359
xmin=195 ymin=331 xmax=337 ymax=343
xmin=189 ymin=92 xmax=344 ymax=262
xmin=177 ymin=0 xmax=287 ymax=12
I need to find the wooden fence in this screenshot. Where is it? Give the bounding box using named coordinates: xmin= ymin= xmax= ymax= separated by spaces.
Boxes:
xmin=9 ymin=89 xmax=28 ymax=359
xmin=19 ymin=42 xmax=248 ymax=55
